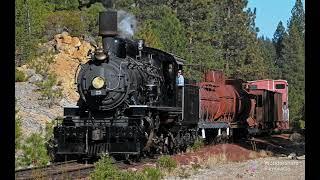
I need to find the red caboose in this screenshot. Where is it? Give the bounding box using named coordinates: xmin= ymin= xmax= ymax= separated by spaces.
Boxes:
xmin=245 ymin=79 xmax=289 ymax=130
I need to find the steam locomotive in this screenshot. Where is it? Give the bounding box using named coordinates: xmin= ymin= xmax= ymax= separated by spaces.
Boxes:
xmin=49 ymin=11 xmax=289 ymax=161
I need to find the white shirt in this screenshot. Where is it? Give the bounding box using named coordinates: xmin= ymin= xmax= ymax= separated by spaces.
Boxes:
xmin=176 ymin=75 xmax=184 ymax=86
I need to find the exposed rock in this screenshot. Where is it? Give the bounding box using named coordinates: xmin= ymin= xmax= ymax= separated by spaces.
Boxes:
xmin=71 ymin=37 xmax=82 ymax=47
xmin=15 ymin=82 xmax=63 ymax=137
xmin=28 ymin=74 xmax=43 ymax=83
xmin=15 ymin=32 xmax=93 ymax=137
xmin=59 ymin=98 xmax=77 ymax=107
xmin=84 ymin=34 xmax=97 ymax=47
xmin=24 ymin=69 xmax=36 ymax=78
xmin=54 ymin=32 xmax=94 ymax=62
xmin=49 ymin=53 xmax=80 ymax=103
xmin=72 ymin=41 xmax=93 ymax=62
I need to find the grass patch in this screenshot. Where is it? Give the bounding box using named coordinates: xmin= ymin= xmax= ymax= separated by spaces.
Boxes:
xmin=190 ymin=138 xmax=204 ymax=151
xmin=15 ymin=69 xmax=28 ymax=82
xmin=90 ymin=155 xmax=163 ymax=180
xmin=157 ymin=155 xmax=177 ymax=172
xmin=142 ymin=167 xmax=163 ymax=180
xmin=204 ymin=154 xmax=227 ymax=168
xmin=176 ymin=167 xmax=191 ymax=179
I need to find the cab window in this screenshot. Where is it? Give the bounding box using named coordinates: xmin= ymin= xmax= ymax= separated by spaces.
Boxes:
xmin=275 ymin=84 xmax=285 ymax=89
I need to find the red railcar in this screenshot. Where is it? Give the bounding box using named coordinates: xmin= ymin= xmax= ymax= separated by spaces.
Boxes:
xmin=199 ymin=71 xmax=251 ymax=124
xmin=198 ymin=70 xmax=289 ymax=138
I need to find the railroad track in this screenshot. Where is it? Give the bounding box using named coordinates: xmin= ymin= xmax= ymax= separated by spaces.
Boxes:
xmin=15 ymin=160 xmax=95 ymax=180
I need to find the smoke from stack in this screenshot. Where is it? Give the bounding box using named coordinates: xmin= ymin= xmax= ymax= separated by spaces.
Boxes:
xmin=79 ymin=1 xmax=137 ymax=39
xmin=117 ymin=10 xmax=137 ymax=39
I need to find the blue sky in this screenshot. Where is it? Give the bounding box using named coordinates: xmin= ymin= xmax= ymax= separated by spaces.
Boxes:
xmin=247 ymin=0 xmax=305 ymax=39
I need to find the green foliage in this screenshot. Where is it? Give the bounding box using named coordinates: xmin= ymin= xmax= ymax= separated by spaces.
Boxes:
xmin=135 ymin=5 xmax=188 ymax=57
xmin=81 ymin=3 xmax=106 ymax=36
xmin=157 ymin=155 xmax=177 ymax=172
xmin=90 ymin=155 xmax=122 ymax=179
xmin=272 ymin=0 xmax=305 ymax=129
xmin=272 ymin=21 xmax=287 ymax=78
xmin=135 ymin=21 xmax=164 ymax=50
xmin=90 ymin=155 xmax=147 ymax=180
xmin=19 ymin=133 xmax=50 ymax=166
xmin=15 ymin=0 xmax=54 ymax=65
xmin=36 ymin=73 xmax=62 ymax=106
xmin=142 ymin=167 xmax=163 ymax=180
xmin=44 ymin=10 xmax=87 ymax=38
xmin=191 ymin=138 xmax=204 ymax=151
xmin=15 ymin=69 xmax=28 ymax=82
xmin=28 ymin=53 xmax=55 ymax=76
xmin=15 ymin=99 xmax=23 ymax=167
xmin=288 ymin=0 xmax=305 ymax=37
xmin=44 ymin=121 xmax=55 ymax=141
xmin=45 ymin=0 xmax=79 ymax=11
xmin=212 ymin=0 xmax=268 ymax=80
xmin=15 ymin=104 xmax=22 ymax=152
xmin=258 ymin=37 xmax=278 ymax=79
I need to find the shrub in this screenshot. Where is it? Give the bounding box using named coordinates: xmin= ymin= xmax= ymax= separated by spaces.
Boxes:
xmin=120 ymin=171 xmax=146 ymax=180
xmin=191 ymin=138 xmax=204 ymax=151
xmin=90 ymin=155 xmax=123 ymax=180
xmin=90 ymin=154 xmax=149 ymax=180
xmin=28 ymin=54 xmax=55 ymax=76
xmin=20 ymin=133 xmax=50 ymax=166
xmin=142 ymin=167 xmax=163 ymax=180
xmin=15 ymin=69 xmax=28 ymax=82
xmin=15 ymin=106 xmax=22 ymax=150
xmin=15 ymin=103 xmax=23 ymax=167
xmin=157 ymin=155 xmax=177 ymax=172
xmin=36 ymin=73 xmax=62 ymax=107
xmin=44 ymin=10 xmax=86 ymax=38
xmin=44 ymin=120 xmax=55 ymax=142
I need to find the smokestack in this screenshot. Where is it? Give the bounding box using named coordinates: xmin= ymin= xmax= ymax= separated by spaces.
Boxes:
xmin=99 ymin=11 xmax=126 ymax=58
xmin=99 ymin=11 xmax=118 ymax=37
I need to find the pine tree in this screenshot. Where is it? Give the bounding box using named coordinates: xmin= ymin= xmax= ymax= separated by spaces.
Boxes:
xmin=207 ymin=0 xmax=267 ymax=80
xmin=272 ymin=21 xmax=287 ymax=78
xmin=258 ymin=37 xmax=277 ymax=79
xmin=281 ymin=0 xmax=305 ymax=129
xmin=288 ymin=0 xmax=305 ymax=37
xmin=45 ymin=0 xmax=79 ymax=11
xmin=15 ymin=0 xmax=54 ymax=65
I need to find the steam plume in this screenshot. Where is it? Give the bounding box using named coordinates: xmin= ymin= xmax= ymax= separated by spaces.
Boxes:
xmin=117 ymin=10 xmax=137 ymax=39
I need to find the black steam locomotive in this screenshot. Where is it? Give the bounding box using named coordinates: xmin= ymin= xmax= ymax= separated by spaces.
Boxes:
xmin=50 ymin=11 xmax=200 ymax=161
xmin=50 ymin=11 xmax=289 ymax=162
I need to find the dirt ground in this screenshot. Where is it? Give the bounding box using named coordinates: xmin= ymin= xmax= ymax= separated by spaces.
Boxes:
xmin=164 ymin=133 xmax=305 ymax=180
xmin=165 ymin=156 xmax=305 ymax=180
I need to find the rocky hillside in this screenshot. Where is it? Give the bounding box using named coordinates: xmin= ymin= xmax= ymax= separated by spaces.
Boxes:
xmin=15 ymin=32 xmax=94 ymax=136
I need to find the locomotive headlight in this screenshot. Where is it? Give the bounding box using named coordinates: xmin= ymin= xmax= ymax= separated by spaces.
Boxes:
xmin=92 ymin=77 xmax=105 ymax=89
